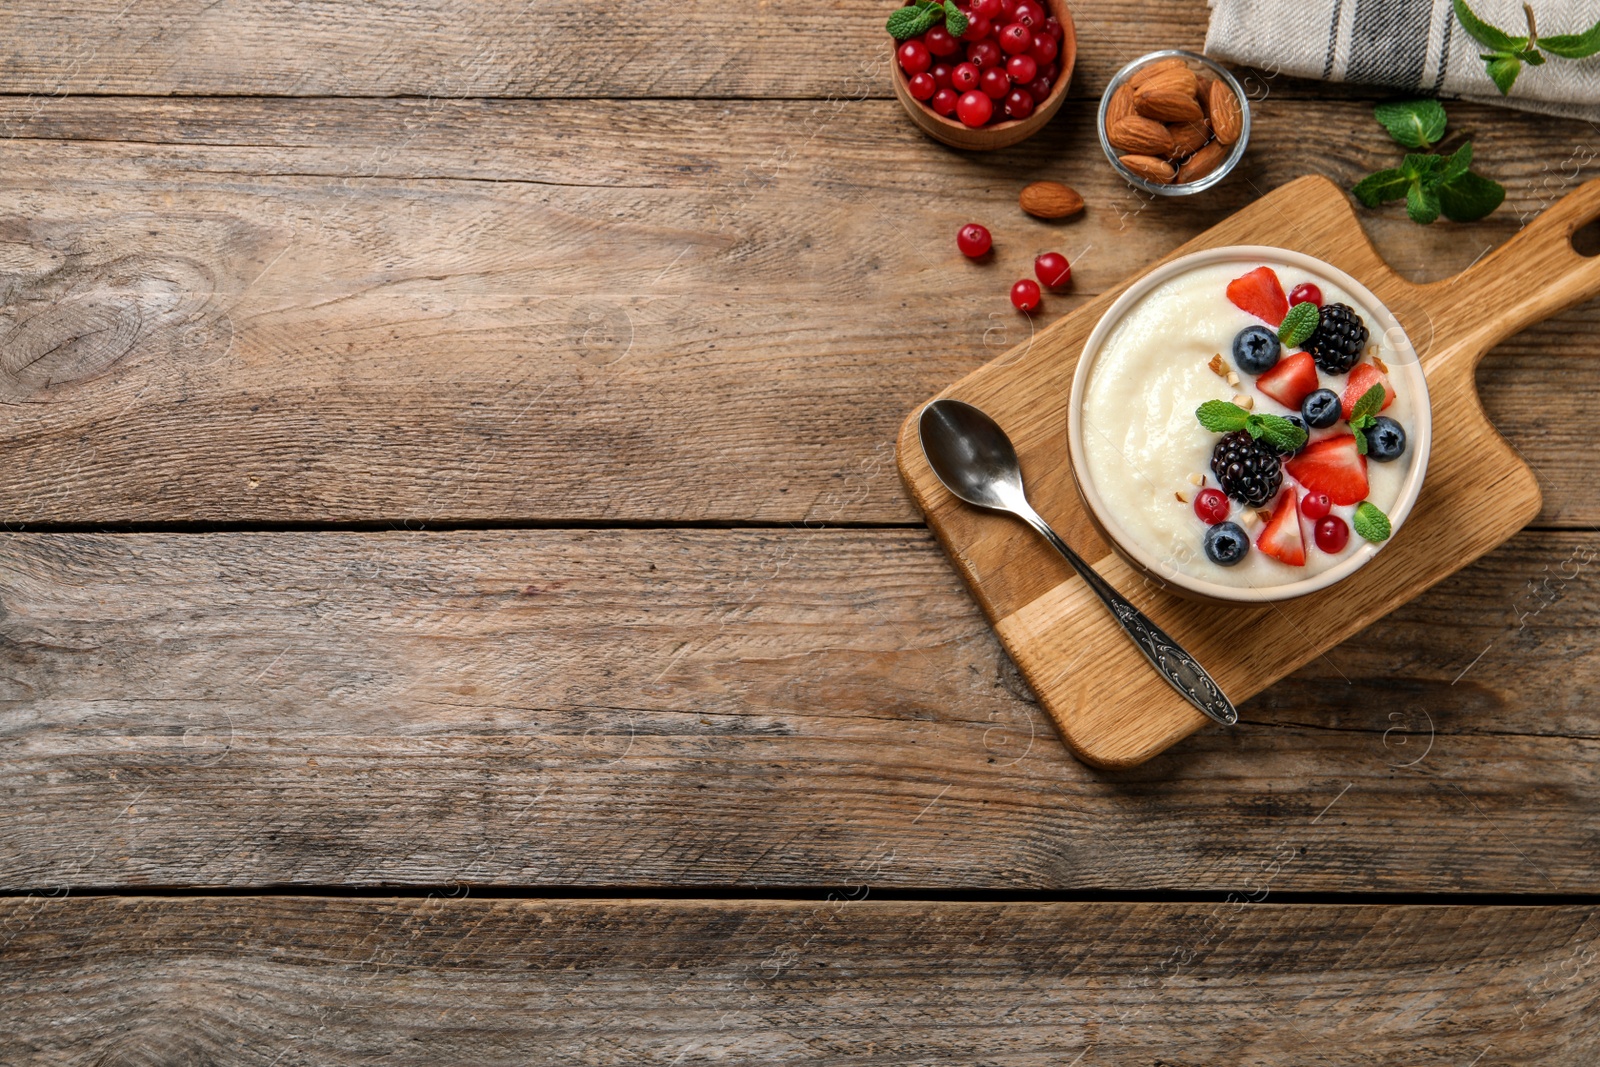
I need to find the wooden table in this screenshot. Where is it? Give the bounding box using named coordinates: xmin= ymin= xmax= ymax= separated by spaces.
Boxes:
xmin=2 ymin=2 xmax=1597 ymax=1062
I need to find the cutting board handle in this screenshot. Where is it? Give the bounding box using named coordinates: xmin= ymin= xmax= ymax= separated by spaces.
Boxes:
xmin=1414 ymin=178 xmax=1600 ymax=363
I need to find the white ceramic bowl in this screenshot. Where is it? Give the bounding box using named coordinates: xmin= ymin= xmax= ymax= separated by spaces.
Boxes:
xmin=1067 ymin=245 xmax=1432 ymax=604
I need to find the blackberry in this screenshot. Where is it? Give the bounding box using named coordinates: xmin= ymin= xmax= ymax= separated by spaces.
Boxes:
xmin=1210 ymin=430 xmax=1282 ymax=507
xmin=1304 ymin=302 xmax=1368 ymax=375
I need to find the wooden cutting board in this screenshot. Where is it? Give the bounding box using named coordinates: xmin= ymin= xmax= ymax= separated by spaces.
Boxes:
xmin=897 ymin=174 xmax=1600 ymax=769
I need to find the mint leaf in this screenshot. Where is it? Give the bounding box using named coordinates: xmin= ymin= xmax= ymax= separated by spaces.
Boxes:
xmin=1484 ymin=53 xmax=1522 ymax=94
xmin=1354 ymin=427 xmax=1370 ymax=454
xmin=1438 ymin=141 xmax=1473 ymax=185
xmin=1407 ymin=179 xmax=1442 ymax=224
xmin=1401 ymin=153 xmax=1445 ymax=182
xmin=1354 ymin=501 xmax=1392 ymax=542
xmin=1352 ymin=168 xmax=1411 ymax=207
xmin=1373 ymin=100 xmax=1448 ymax=149
xmin=887 ymin=3 xmax=942 ymax=38
xmin=1541 ymin=18 xmax=1600 ymax=58
xmin=1196 ymin=399 xmax=1251 ymax=433
xmin=1453 ymin=0 xmax=1526 ymax=52
xmin=1278 ymin=301 xmax=1320 ymax=347
xmin=1350 ymin=382 xmax=1387 ymax=425
xmin=942 ymin=0 xmax=969 ymax=37
xmin=1248 ymin=413 xmax=1309 ymax=453
xmin=1439 ymin=170 xmax=1506 ymax=221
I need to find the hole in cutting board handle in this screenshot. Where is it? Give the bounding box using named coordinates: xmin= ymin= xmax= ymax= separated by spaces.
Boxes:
xmin=1573 ymin=215 xmax=1600 ymax=258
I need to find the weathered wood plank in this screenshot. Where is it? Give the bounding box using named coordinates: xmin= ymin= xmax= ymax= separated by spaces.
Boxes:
xmin=2 ymin=529 xmax=1596 ymax=891
xmin=1 ymin=897 xmax=1595 ymax=1064
xmin=0 ymin=0 xmax=1208 ymax=99
xmin=0 ymin=98 xmax=1595 ymax=525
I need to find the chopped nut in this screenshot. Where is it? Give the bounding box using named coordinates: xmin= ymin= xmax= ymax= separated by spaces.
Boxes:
xmin=1186 ymin=472 xmax=1204 ymax=486
xmin=1175 ymin=490 xmax=1189 ymax=504
xmin=1258 ymin=509 xmax=1275 ymax=524
xmin=1208 ymin=353 xmax=1227 ymax=377
xmin=1226 ymin=371 xmax=1240 ymax=387
xmin=1233 ymin=393 xmax=1254 ymax=410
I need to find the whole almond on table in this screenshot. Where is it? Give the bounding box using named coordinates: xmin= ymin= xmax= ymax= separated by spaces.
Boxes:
xmin=1107 ymin=114 xmax=1175 ymax=157
xmin=1209 ymin=80 xmax=1244 ymax=144
xmin=1019 ymin=181 xmax=1085 ymax=219
xmin=1177 ymin=141 xmax=1227 ymax=183
xmin=1165 ymin=120 xmax=1211 ymax=160
xmin=1119 ymin=154 xmax=1175 ymax=184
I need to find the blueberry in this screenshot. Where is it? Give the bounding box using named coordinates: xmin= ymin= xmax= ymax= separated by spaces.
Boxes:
xmin=1232 ymin=325 xmax=1281 ymax=375
xmin=1300 ymin=388 xmax=1341 ymax=429
xmin=1365 ymin=416 xmax=1407 ymax=461
xmin=1203 ymin=521 xmax=1249 ymax=566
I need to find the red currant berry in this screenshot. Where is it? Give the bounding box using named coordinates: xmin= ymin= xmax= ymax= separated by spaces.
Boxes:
xmin=959 ymin=15 xmax=992 ymax=41
xmin=898 ymin=40 xmax=932 ymax=75
xmin=951 ymin=62 xmax=981 ymax=91
xmin=1004 ymin=87 xmax=1035 ymax=119
xmin=957 ymin=222 xmax=992 ymax=258
xmin=930 ymin=87 xmax=960 ymax=117
xmin=1042 ymin=15 xmax=1063 ymax=39
xmin=924 ymin=26 xmax=960 ymax=57
xmin=1193 ymin=488 xmax=1230 ymax=524
xmin=1010 ymin=278 xmax=1041 ymax=311
xmin=972 ymin=0 xmax=1003 ymax=17
xmin=1027 ymin=31 xmax=1058 ymax=64
xmin=979 ymin=66 xmax=1010 ymax=99
xmin=968 ymin=40 xmax=1002 ymax=68
xmin=908 ymin=72 xmax=937 ymax=100
xmin=1013 ymin=1 xmax=1045 ymax=27
xmin=1289 ymin=282 xmax=1324 ymax=307
xmin=1300 ymin=490 xmax=1332 ymax=521
xmin=1025 ymin=75 xmax=1052 ymax=101
xmin=999 ymin=22 xmax=1033 ymax=54
xmin=1314 ymin=515 xmax=1350 ymax=553
xmin=1034 ymin=251 xmax=1070 ymax=287
xmin=956 ymin=90 xmax=994 ymax=127
xmin=1005 ymin=53 xmax=1038 ymax=83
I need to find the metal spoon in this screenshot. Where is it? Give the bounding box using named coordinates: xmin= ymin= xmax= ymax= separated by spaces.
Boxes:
xmin=918 ymin=399 xmax=1237 ymax=727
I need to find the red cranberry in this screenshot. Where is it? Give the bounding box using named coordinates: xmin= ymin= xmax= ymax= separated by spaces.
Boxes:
xmin=898 ymin=40 xmax=932 ymax=75
xmin=1010 ymin=278 xmax=1042 ymax=311
xmin=908 ymin=72 xmax=937 ymax=100
xmin=999 ymin=0 xmax=1018 ymax=17
xmin=924 ymin=25 xmax=960 ymax=57
xmin=1300 ymin=491 xmax=1332 ymax=521
xmin=1314 ymin=515 xmax=1350 ymax=553
xmin=998 ymin=22 xmax=1033 ymax=54
xmin=1289 ymin=282 xmax=1324 ymax=307
xmin=930 ymin=62 xmax=953 ymax=89
xmin=979 ymin=66 xmax=1010 ymax=99
xmin=1004 ymin=87 xmax=1035 ymax=119
xmin=1025 ymin=75 xmax=1052 ymax=101
xmin=1194 ymin=488 xmax=1230 ymax=525
xmin=1042 ymin=15 xmax=1064 ymax=38
xmin=972 ymin=0 xmax=1003 ymax=17
xmin=1034 ymin=251 xmax=1070 ymax=287
xmin=951 ymin=62 xmax=981 ymax=91
xmin=930 ymin=87 xmax=960 ymax=116
xmin=1013 ymin=1 xmax=1045 ymax=27
xmin=959 ymin=15 xmax=992 ymax=41
xmin=956 ymin=89 xmax=994 ymax=127
xmin=1028 ymin=32 xmax=1058 ymax=64
xmin=1042 ymin=60 xmax=1059 ymax=81
xmin=1006 ymin=53 xmax=1038 ymax=83
xmin=968 ymin=39 xmax=1002 ymax=68
xmin=957 ymin=223 xmax=992 ymax=258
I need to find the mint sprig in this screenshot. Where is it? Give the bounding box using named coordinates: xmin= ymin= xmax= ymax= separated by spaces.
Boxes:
xmin=942 ymin=0 xmax=969 ymax=37
xmin=1453 ymin=0 xmax=1600 ymax=95
xmin=1347 ymin=382 xmax=1387 ymax=455
xmin=1195 ymin=400 xmax=1309 ymax=453
xmin=1278 ymin=301 xmax=1320 ymax=347
xmin=1354 ymin=501 xmax=1392 ymax=543
xmin=886 ymin=0 xmax=961 ymax=39
xmin=1351 ymin=100 xmax=1504 ymax=225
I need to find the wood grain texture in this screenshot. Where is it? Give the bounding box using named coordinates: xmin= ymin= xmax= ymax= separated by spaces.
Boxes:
xmin=1 ymin=897 xmax=1596 ymax=1065
xmin=0 ymin=97 xmax=1595 ymax=525
xmin=897 ymin=175 xmax=1600 ymax=767
xmin=3 ymin=529 xmax=1597 ymax=891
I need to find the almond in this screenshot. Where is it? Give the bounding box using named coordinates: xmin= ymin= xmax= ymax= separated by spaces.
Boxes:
xmin=1195 ymin=73 xmax=1216 ymax=110
xmin=1119 ymin=154 xmax=1175 ymax=184
xmin=1135 ymin=88 xmax=1205 ymax=124
xmin=1019 ymin=180 xmax=1085 ymax=219
xmin=1176 ymin=141 xmax=1227 ymax=183
xmin=1133 ymin=65 xmax=1198 ymax=101
xmin=1107 ymin=114 xmax=1174 ymax=157
xmin=1105 ymin=83 xmax=1135 ymax=128
xmin=1127 ymin=57 xmax=1189 ymax=90
xmin=1165 ymin=120 xmax=1211 ymax=161
xmin=1209 ymin=80 xmax=1244 ymax=145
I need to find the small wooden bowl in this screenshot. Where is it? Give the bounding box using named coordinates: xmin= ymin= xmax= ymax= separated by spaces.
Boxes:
xmin=888 ymin=0 xmax=1076 ymax=151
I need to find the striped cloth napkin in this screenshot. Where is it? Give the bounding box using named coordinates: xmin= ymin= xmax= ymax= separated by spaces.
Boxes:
xmin=1206 ymin=0 xmax=1600 ymax=122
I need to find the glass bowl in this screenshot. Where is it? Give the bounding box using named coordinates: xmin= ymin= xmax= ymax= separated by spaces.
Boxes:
xmin=1096 ymin=49 xmax=1251 ymax=196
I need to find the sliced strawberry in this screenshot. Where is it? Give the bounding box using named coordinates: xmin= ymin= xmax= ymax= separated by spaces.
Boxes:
xmin=1226 ymin=265 xmax=1289 ymax=326
xmin=1285 ymin=434 xmax=1369 ymax=505
xmin=1255 ymin=350 xmax=1318 ymax=409
xmin=1340 ymin=362 xmax=1396 ymax=420
xmin=1256 ymin=490 xmax=1307 ymax=567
